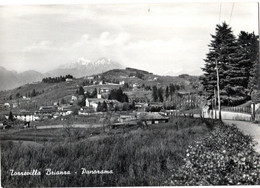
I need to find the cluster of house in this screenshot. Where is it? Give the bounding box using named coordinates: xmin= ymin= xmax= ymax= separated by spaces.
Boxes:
xmin=7 ymin=104 xmax=74 ymax=122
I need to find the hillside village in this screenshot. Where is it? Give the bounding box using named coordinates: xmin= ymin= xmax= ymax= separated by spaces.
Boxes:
xmin=0 ymin=67 xmax=205 ymax=128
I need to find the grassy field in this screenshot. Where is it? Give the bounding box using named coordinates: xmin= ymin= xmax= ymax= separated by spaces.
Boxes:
xmin=1 ymin=117 xmax=217 ymax=187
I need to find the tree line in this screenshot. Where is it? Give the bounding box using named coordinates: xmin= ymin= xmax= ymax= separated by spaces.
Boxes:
xmin=152 ymin=84 xmax=181 ymax=102
xmin=42 ymin=75 xmax=74 ymax=83
xmin=201 ymin=22 xmax=259 ymax=106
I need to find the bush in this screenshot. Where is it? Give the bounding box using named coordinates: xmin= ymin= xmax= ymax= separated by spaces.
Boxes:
xmin=168 ymin=123 xmax=260 ymax=185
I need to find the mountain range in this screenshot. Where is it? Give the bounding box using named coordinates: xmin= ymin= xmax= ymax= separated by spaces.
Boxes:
xmin=47 ymin=57 xmax=124 ymax=78
xmin=0 ymin=58 xmax=124 ymax=91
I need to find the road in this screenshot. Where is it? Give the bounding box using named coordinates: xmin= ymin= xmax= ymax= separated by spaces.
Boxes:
xmin=36 ymin=123 xmax=103 ymax=129
xmin=223 ymin=120 xmax=260 ymax=153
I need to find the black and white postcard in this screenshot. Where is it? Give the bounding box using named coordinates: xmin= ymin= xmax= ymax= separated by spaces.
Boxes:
xmin=0 ymin=0 xmax=260 ymax=187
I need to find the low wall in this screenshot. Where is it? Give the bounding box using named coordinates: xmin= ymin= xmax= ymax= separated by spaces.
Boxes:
xmin=202 ymin=110 xmax=252 ymax=121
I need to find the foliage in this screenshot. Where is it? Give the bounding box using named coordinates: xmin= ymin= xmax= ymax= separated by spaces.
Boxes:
xmin=201 ymin=23 xmax=259 ymax=106
xmin=8 ymin=111 xmax=14 ymax=122
xmin=78 ymin=86 xmax=85 ymax=95
xmin=201 ymin=22 xmax=237 ymax=105
xmin=152 ymin=86 xmax=158 ymax=102
xmin=251 ymin=90 xmax=260 ymax=103
xmin=97 ymin=101 xmax=108 ymax=112
xmin=108 ymin=88 xmax=128 ymax=103
xmin=168 ymin=123 xmax=260 ymax=185
xmin=42 ymin=75 xmax=74 ymax=83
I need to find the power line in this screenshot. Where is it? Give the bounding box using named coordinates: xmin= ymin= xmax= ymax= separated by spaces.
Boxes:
xmin=229 ymin=3 xmax=235 ymax=25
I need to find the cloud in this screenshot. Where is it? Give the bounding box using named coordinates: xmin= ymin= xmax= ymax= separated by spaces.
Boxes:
xmin=0 ymin=3 xmax=258 ymax=75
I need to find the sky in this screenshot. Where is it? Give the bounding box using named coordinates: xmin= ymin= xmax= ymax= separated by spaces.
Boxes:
xmin=0 ymin=1 xmax=258 ymax=76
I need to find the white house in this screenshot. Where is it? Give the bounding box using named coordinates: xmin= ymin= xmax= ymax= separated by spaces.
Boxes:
xmin=119 ymin=81 xmax=125 ymax=85
xmin=85 ymin=98 xmax=105 ymax=111
xmin=97 ymin=94 xmax=102 ymax=99
xmin=85 ymin=98 xmax=120 ymax=111
xmin=66 ymin=78 xmax=73 ymax=82
xmin=133 ymin=83 xmax=140 ymax=89
xmin=4 ymin=103 xmax=10 ymax=108
xmin=71 ymin=95 xmax=77 ymax=101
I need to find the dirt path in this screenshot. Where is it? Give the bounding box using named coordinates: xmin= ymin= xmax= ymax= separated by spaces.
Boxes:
xmin=36 ymin=123 xmax=103 ymax=129
xmin=223 ymin=120 xmax=260 ymax=153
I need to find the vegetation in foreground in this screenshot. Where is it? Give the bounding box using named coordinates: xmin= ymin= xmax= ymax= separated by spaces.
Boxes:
xmin=169 ymin=123 xmax=260 ymax=185
xmin=1 ymin=117 xmax=214 ymax=187
xmin=1 ymin=117 xmax=260 ymax=187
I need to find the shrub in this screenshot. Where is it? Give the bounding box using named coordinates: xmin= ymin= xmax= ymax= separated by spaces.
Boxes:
xmin=168 ymin=123 xmax=260 ymax=185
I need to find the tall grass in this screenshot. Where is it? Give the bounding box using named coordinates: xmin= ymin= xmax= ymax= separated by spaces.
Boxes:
xmin=1 ymin=117 xmax=216 ymax=187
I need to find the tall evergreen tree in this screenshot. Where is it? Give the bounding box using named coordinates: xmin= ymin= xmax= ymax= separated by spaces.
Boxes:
xmin=169 ymin=84 xmax=175 ymax=101
xmin=201 ymin=22 xmax=237 ymax=105
xmin=8 ymin=111 xmax=14 ymax=122
xmin=157 ymin=87 xmax=164 ymax=102
xmin=225 ymin=31 xmax=258 ymax=105
xmin=244 ymin=32 xmax=259 ymax=92
xmin=165 ymin=86 xmax=169 ymax=100
xmin=78 ymin=86 xmax=85 ymax=95
xmin=152 ymin=86 xmax=158 ymax=102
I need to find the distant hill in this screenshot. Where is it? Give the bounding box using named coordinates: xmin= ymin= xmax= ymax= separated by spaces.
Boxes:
xmin=0 ymin=66 xmax=202 ymax=110
xmin=100 ymin=67 xmax=201 ymax=92
xmin=0 ymin=66 xmax=44 ymax=91
xmin=0 ymin=57 xmax=124 ymax=91
xmin=47 ymin=57 xmax=125 ymax=78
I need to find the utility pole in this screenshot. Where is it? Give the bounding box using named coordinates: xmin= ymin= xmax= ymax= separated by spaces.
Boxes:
xmin=215 ymin=61 xmax=222 ymax=121
xmin=258 ymin=2 xmax=260 ymax=90
xmin=214 ymin=88 xmax=217 ymax=119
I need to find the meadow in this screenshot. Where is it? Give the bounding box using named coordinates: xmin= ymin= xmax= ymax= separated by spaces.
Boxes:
xmin=1 ymin=117 xmax=216 ymax=187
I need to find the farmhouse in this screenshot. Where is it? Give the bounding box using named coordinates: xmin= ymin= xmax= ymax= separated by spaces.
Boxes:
xmin=35 ymin=106 xmax=56 ymax=116
xmin=119 ymin=81 xmax=125 ymax=85
xmin=87 ymin=76 xmax=94 ymax=80
xmin=149 ymin=102 xmax=164 ymax=108
xmin=16 ymin=110 xmax=36 ymax=122
xmin=99 ymin=88 xmax=110 ymax=93
xmin=85 ymin=98 xmax=105 ymax=110
xmin=118 ymin=114 xmax=137 ymax=123
xmin=4 ymin=103 xmax=10 ymax=108
xmin=138 ymin=112 xmax=169 ymax=124
xmin=65 ymin=78 xmax=73 ymax=82
xmin=85 ymin=98 xmax=120 ymax=111
xmin=135 ymin=102 xmax=148 ymax=111
xmin=78 ymin=107 xmax=94 ymax=115
xmin=71 ymin=95 xmax=77 ymax=101
xmin=132 ymin=83 xmax=140 ymax=89
xmin=58 ymin=105 xmax=73 ymax=116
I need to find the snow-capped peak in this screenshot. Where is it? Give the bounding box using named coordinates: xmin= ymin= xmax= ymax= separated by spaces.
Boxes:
xmin=94 ymin=57 xmax=113 ymax=65
xmin=77 ymin=57 xmax=91 ymax=65
xmin=58 ymin=57 xmax=119 ymax=70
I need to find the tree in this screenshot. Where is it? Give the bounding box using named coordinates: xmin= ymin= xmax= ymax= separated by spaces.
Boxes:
xmin=16 ymin=93 xmax=20 ymax=99
xmin=108 ymin=88 xmax=129 ymax=103
xmin=61 ymin=98 xmax=67 ymax=104
xmin=91 ymin=88 xmax=97 ymax=98
xmin=152 ymin=86 xmax=158 ymax=102
xmin=8 ymin=111 xmax=14 ymax=122
xmin=157 ymin=87 xmax=164 ymax=102
xmin=97 ymin=102 xmax=102 ymax=112
xmin=244 ymin=32 xmax=259 ymax=92
xmin=201 ymin=22 xmax=237 ymax=106
xmin=102 ymin=101 xmax=107 ymax=112
xmin=224 ymin=31 xmax=258 ymax=105
xmin=78 ymin=86 xmax=85 ymax=95
xmin=31 ymin=89 xmax=37 ymax=97
xmin=169 ymin=84 xmax=175 ymax=101
xmin=165 ymin=86 xmax=169 ymax=101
